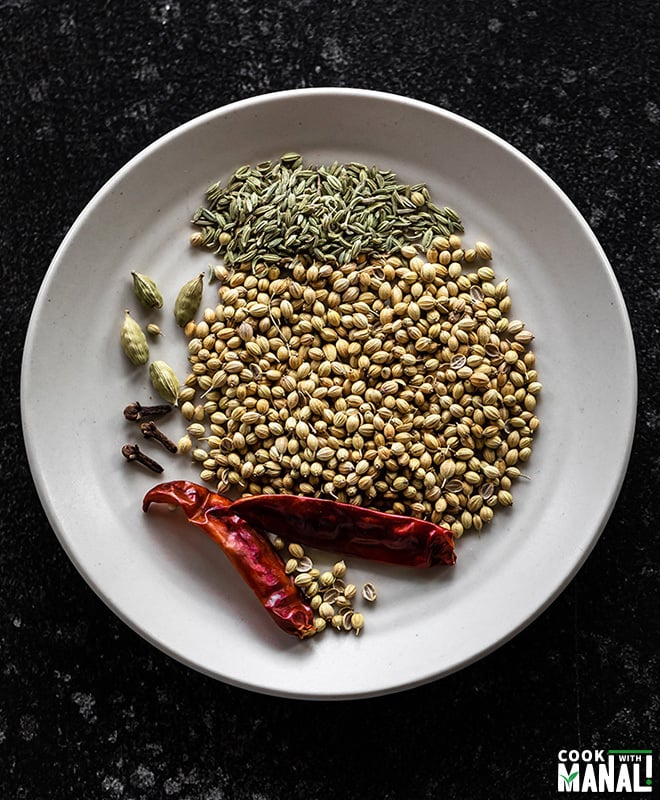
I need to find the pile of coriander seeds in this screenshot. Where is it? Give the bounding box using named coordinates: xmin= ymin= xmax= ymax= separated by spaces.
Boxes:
xmin=272 ymin=537 xmax=375 ymax=635
xmin=176 ymin=233 xmax=541 ymax=538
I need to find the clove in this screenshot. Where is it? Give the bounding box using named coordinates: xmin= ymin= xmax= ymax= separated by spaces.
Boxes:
xmin=121 ymin=443 xmax=164 ymax=473
xmin=123 ymin=401 xmax=172 ymax=422
xmin=140 ymin=421 xmax=178 ymax=453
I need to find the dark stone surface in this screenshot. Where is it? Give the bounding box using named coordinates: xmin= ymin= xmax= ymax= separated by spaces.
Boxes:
xmin=1 ymin=1 xmax=658 ymax=798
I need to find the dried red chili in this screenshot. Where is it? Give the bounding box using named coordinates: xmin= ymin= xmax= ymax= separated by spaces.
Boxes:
xmin=142 ymin=481 xmax=316 ymax=639
xmin=223 ymin=493 xmax=456 ymax=568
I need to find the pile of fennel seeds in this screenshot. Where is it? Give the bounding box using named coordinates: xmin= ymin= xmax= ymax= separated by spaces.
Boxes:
xmin=189 ymin=153 xmax=464 ymax=270
xmin=179 ymin=155 xmax=541 ymax=536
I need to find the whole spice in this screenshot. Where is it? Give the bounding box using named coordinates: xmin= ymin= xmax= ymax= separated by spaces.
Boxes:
xmin=140 ymin=421 xmax=178 ymax=453
xmin=180 ymin=231 xmax=540 ymax=537
xmin=177 ymin=434 xmax=193 ymax=454
xmin=149 ymin=360 xmax=180 ymax=405
xmin=146 ymin=323 xmax=163 ymax=337
xmin=265 ymin=533 xmax=373 ymax=635
xmin=145 ymin=480 xmax=454 ymax=567
xmin=190 ymin=154 xmax=464 ymax=268
xmin=143 ymin=481 xmax=316 ymax=639
xmin=174 ymin=273 xmax=204 ymax=327
xmin=123 ymin=401 xmax=172 ymax=422
xmin=131 ymin=271 xmax=164 ymax=309
xmin=223 ymin=492 xmax=456 ymax=567
xmin=120 ymin=310 xmax=149 ymax=365
xmin=350 ymin=612 xmax=365 ymax=635
xmin=121 ymin=443 xmax=164 ymax=473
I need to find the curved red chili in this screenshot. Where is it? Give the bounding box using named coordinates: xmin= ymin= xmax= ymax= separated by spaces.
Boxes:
xmin=143 ymin=481 xmax=316 ymax=639
xmin=222 ymin=493 xmax=456 ymax=568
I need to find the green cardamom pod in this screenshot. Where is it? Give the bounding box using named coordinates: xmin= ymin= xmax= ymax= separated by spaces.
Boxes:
xmin=120 ymin=310 xmax=149 ymax=365
xmin=174 ymin=273 xmax=204 ymax=327
xmin=131 ymin=271 xmax=164 ymax=309
xmin=149 ymin=360 xmax=180 ymax=405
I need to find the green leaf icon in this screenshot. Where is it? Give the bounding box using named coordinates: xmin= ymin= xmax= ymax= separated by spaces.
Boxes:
xmin=561 ymin=772 xmax=579 ymax=786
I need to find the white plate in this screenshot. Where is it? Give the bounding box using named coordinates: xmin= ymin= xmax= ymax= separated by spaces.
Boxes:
xmin=21 ymin=89 xmax=636 ymax=699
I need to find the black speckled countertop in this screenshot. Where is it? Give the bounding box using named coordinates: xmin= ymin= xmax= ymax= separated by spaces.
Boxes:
xmin=2 ymin=2 xmax=659 ymax=798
